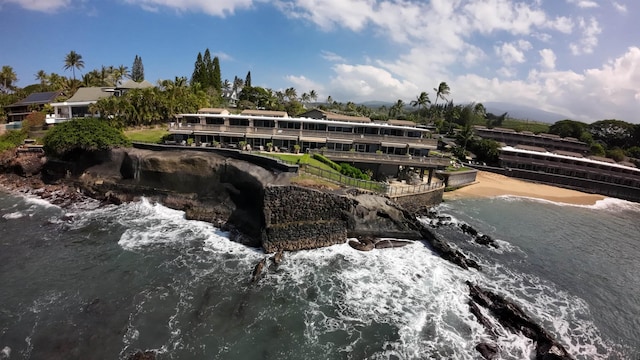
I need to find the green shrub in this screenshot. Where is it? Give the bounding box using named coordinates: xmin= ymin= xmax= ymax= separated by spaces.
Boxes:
xmin=313 ymin=153 xmax=342 ymax=172
xmin=0 ymin=129 xmax=28 ymax=152
xmin=339 ymin=163 xmax=370 ymax=180
xmin=43 ymin=118 xmax=130 ymax=158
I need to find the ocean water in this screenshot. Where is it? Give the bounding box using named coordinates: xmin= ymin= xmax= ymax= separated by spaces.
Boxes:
xmin=0 ymin=191 xmax=639 ymax=359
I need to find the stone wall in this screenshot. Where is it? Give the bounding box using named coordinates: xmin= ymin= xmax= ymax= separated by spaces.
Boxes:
xmin=393 ymin=187 xmax=444 ymax=213
xmin=262 ymin=186 xmax=352 ymax=252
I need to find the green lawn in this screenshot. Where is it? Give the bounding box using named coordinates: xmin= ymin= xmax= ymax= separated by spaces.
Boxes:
xmin=259 ymin=152 xmax=337 ymax=172
xmin=125 ymin=128 xmax=169 ymax=143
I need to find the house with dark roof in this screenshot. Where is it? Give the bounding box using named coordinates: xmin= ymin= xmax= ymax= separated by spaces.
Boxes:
xmin=110 ymin=79 xmax=154 ymax=96
xmin=46 ymin=87 xmax=113 ymax=124
xmin=3 ymin=91 xmax=62 ymax=122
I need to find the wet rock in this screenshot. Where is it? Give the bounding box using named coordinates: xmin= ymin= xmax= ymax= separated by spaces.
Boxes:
xmin=476 ymin=342 xmax=499 ymax=360
xmin=348 ymin=237 xmax=375 ymax=251
xmin=467 ymin=282 xmax=574 ymax=360
xmin=374 ymin=239 xmax=412 ymax=249
xmin=271 ymin=249 xmax=284 ymax=266
xmin=251 ymin=258 xmax=268 ymax=283
xmin=126 ymin=350 xmax=156 ymax=360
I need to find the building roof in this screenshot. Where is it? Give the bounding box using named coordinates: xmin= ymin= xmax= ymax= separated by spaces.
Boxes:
xmin=65 ymin=87 xmax=113 ymax=102
xmin=240 ymin=109 xmax=288 ymax=117
xmin=387 ymin=119 xmax=418 ymax=127
xmin=588 ymin=156 xmax=616 ymax=163
xmin=553 ymin=150 xmax=584 ymax=158
xmin=300 ymin=109 xmax=371 ymax=123
xmin=6 ymin=91 xmax=61 ymax=108
xmin=198 ymin=108 xmax=229 ymax=114
xmin=515 ymin=144 xmax=548 ymax=152
xmin=117 ymin=80 xmax=155 ymax=89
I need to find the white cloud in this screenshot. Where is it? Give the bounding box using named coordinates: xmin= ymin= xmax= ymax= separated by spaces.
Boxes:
xmin=570 ymin=17 xmax=601 ymax=55
xmin=2 ymin=0 xmax=70 ymax=12
xmin=495 ymin=40 xmax=532 ymax=65
xmin=567 ymin=0 xmax=599 ymax=8
xmin=539 ymin=49 xmax=556 ymax=70
xmin=612 ymin=1 xmax=627 ymax=13
xmin=123 ymin=0 xmax=254 ymax=17
xmin=328 ymin=64 xmax=418 ymax=102
xmin=285 ymin=75 xmax=324 ymax=94
xmin=321 ymin=51 xmax=346 ymax=63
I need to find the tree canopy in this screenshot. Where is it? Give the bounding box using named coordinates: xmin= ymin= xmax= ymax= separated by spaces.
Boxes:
xmin=132 ymin=55 xmax=144 ymax=82
xmin=43 ymin=118 xmax=130 ymax=158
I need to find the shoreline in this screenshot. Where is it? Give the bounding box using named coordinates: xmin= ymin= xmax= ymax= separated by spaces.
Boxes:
xmin=444 ymin=171 xmax=606 ymax=206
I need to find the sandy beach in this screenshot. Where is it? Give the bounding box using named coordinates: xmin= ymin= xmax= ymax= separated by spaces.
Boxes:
xmin=444 ymin=171 xmax=605 ymax=206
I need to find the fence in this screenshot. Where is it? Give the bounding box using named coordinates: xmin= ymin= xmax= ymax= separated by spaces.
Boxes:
xmin=386 ymin=181 xmax=444 ymax=197
xmin=299 ymin=164 xmax=388 ymax=193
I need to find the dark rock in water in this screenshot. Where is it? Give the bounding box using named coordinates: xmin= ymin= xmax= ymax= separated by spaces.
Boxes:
xmin=271 ymin=249 xmax=284 ymax=266
xmin=410 ymin=216 xmax=481 ymax=270
xmin=476 ymin=234 xmax=499 ymax=248
xmin=467 ymin=282 xmax=574 ymax=360
xmin=251 ymin=258 xmax=268 ymax=283
xmin=374 ymin=239 xmax=412 ymax=249
xmin=126 ymin=350 xmax=156 ymax=360
xmin=460 ymin=223 xmax=478 ymax=236
xmin=348 ymin=237 xmax=375 ymax=251
xmin=476 ymin=342 xmax=500 ymax=360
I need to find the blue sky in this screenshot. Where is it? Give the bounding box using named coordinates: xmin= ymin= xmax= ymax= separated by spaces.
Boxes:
xmin=1 ymin=0 xmax=638 ymax=123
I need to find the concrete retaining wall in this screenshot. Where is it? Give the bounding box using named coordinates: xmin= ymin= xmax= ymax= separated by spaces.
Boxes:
xmin=437 ymin=169 xmax=478 ymax=188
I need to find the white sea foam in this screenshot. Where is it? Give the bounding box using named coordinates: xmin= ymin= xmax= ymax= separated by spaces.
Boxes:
xmin=2 ymin=211 xmax=24 ymax=220
xmin=479 ymin=262 xmax=620 ymax=359
xmin=23 ymin=196 xmax=59 ymax=208
xmin=263 ymin=242 xmax=490 ymax=358
xmin=587 ymin=197 xmax=640 ymax=212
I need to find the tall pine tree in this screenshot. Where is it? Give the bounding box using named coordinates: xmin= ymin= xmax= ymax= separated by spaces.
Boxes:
xmin=212 ymin=56 xmax=222 ymax=93
xmin=245 ymin=71 xmax=251 ymax=88
xmin=202 ymin=49 xmax=213 ymax=89
xmin=191 ymin=52 xmax=203 ymax=87
xmin=132 ymin=55 xmax=144 ymax=82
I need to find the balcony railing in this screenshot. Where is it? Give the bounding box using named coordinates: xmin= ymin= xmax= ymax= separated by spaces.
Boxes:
xmin=315 ymin=150 xmax=450 ymax=167
xmin=169 ymin=122 xmax=437 ymax=147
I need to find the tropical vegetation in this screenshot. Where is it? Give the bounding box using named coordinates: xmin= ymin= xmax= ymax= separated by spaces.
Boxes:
xmin=42 ymin=117 xmax=130 ymax=158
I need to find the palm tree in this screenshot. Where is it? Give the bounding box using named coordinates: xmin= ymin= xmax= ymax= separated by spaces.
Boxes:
xmin=64 ymin=50 xmax=85 ymax=80
xmin=473 ymin=102 xmax=486 ymax=119
xmin=301 ymin=92 xmax=310 ymax=104
xmin=1 ymin=65 xmax=18 ymax=93
xmin=222 ymin=79 xmax=231 ymax=91
xmin=113 ymin=65 xmax=130 ymax=84
xmin=433 ymin=81 xmax=450 ymax=107
xmin=48 ymin=73 xmax=64 ymax=91
xmin=410 ymin=91 xmax=430 ymax=110
xmin=35 ymin=70 xmax=48 ymax=88
xmin=326 ymin=95 xmax=333 ymax=105
xmin=284 ymin=87 xmax=297 ymax=102
xmin=389 ymin=99 xmax=405 ymax=118
xmin=309 ymin=90 xmax=318 ymax=103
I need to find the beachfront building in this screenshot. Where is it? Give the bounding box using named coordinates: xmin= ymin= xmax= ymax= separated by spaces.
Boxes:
xmin=46 ymin=81 xmax=155 ymax=125
xmin=3 ymin=91 xmax=62 ymax=123
xmin=170 ymin=108 xmax=438 ymax=156
xmin=474 ymin=126 xmax=589 ymax=154
xmin=111 ymin=79 xmax=154 ymax=97
xmin=500 ymin=145 xmax=640 ymax=189
xmin=46 ymin=87 xmax=113 ymax=125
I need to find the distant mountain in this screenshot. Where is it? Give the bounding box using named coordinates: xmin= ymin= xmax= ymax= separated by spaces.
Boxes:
xmin=483 ymin=102 xmax=568 ymax=124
